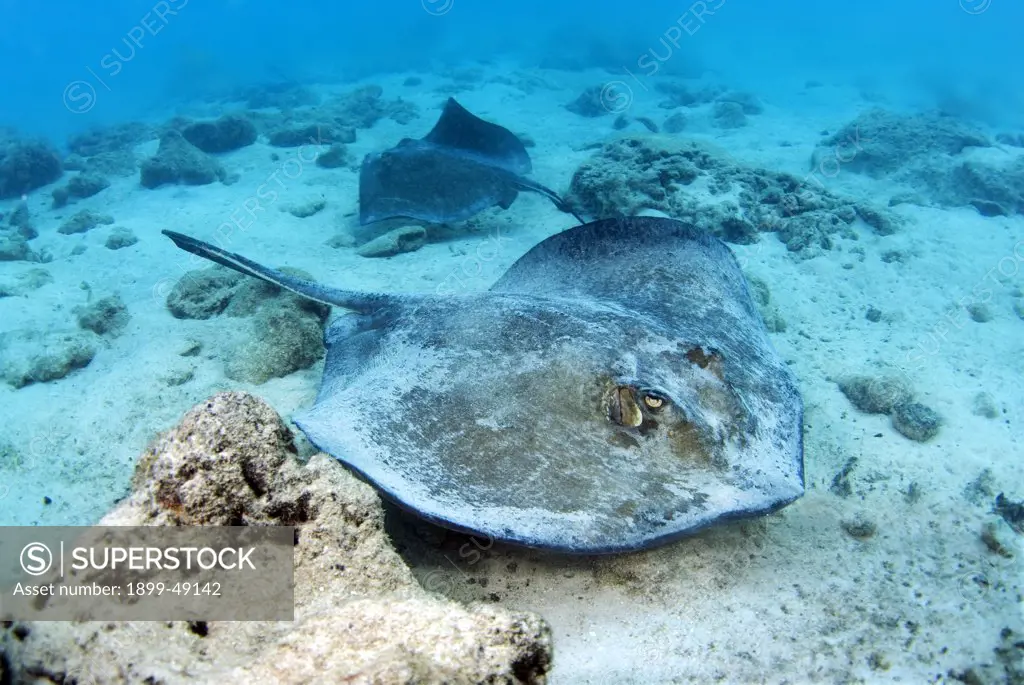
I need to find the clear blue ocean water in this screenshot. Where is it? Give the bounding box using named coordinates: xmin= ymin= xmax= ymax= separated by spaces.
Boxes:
xmin=1 ymin=1 xmax=1022 ymax=139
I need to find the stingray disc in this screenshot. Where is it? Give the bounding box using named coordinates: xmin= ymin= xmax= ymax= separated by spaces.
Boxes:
xmin=358 ymin=97 xmax=577 ymax=225
xmin=163 ymin=218 xmax=804 ymax=553
xmin=298 ymin=218 xmax=804 ymax=552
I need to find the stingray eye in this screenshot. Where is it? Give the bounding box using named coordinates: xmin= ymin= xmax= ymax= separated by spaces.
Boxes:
xmin=642 ymin=393 xmax=666 ymax=410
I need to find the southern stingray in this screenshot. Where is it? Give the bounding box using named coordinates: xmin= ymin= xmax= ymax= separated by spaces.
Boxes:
xmin=359 ymin=97 xmax=584 ymax=226
xmin=162 ymin=217 xmax=804 ymax=553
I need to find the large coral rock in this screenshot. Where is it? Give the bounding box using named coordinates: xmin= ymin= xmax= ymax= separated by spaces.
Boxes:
xmin=568 ymin=136 xmax=897 ymax=257
xmin=165 ymin=267 xmax=329 ymax=383
xmin=140 ymin=130 xmax=226 ymax=189
xmin=181 ymin=114 xmax=257 ymax=154
xmin=0 ymin=138 xmax=63 ymax=199
xmin=810 ymin=108 xmax=990 ymax=178
xmin=898 ymin=155 xmax=1024 ymax=217
xmin=0 ymin=392 xmax=553 ymax=684
xmin=0 ymin=329 xmax=97 ymax=388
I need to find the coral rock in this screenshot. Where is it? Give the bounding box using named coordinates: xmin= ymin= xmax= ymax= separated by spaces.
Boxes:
xmin=0 ymin=139 xmax=63 ymax=199
xmin=140 ymin=131 xmax=226 ymax=189
xmin=181 ymin=114 xmax=258 ymax=154
xmin=0 ymin=392 xmax=554 ymax=683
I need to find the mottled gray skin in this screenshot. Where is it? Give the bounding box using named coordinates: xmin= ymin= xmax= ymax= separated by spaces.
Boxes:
xmin=163 ymin=218 xmax=804 ymax=553
xmin=359 ymin=97 xmax=582 ymax=225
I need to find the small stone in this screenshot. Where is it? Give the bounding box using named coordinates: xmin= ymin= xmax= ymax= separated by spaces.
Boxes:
xmin=326 ymin=233 xmax=357 ymax=249
xmin=177 ymin=338 xmax=202 ymax=357
xmin=357 ymin=226 xmax=427 ymax=258
xmin=966 ymin=302 xmax=992 ymax=323
xmin=953 ymin=668 xmax=986 ymax=685
xmin=161 ymin=366 xmax=195 ymax=387
xmin=67 ymin=172 xmax=110 ymax=199
xmin=711 ymin=101 xmax=747 ymax=129
xmin=0 ymin=441 xmax=23 ymax=470
xmin=963 ymin=469 xmax=996 ymax=505
xmin=829 ymin=457 xmax=858 ymax=498
xmin=761 ymin=308 xmax=787 ymax=333
xmin=75 ymin=294 xmax=130 ymax=336
xmin=718 ymin=91 xmax=763 ymax=115
xmin=880 ymin=250 xmax=905 ymax=263
xmin=663 ymin=113 xmax=687 ymax=134
xmin=0 ymin=233 xmax=34 ymax=262
xmin=980 ymin=518 xmax=1016 ymax=558
xmin=58 ymin=209 xmax=114 ymax=235
xmin=165 ymin=267 xmax=241 ymax=319
xmin=565 ymin=87 xmax=608 ymax=118
xmin=8 ymin=203 xmax=36 ymax=239
xmin=1012 ymin=298 xmax=1024 ymax=320
xmin=0 ymin=268 xmax=52 ymax=298
xmin=865 ymin=306 xmax=882 ymax=322
xmin=855 ymin=204 xmax=899 ymax=236
xmin=634 ymin=115 xmax=658 ymax=133
xmin=104 ymin=227 xmax=138 ymax=250
xmin=283 ymin=197 xmax=326 ymax=218
xmin=837 ymin=375 xmax=913 ymax=414
xmin=51 ymin=186 xmax=70 ymax=208
xmin=891 ymin=401 xmax=942 ymax=442
xmin=841 ymin=514 xmax=877 ymax=539
xmin=971 ymin=392 xmax=999 ymax=419
xmin=315 ymin=144 xmax=350 ymax=169
xmin=867 ymin=652 xmax=891 ymax=671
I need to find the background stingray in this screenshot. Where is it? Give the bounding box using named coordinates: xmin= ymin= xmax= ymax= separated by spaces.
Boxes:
xmin=359 ymin=97 xmax=583 ymax=226
xmin=163 ymin=217 xmax=803 ymax=554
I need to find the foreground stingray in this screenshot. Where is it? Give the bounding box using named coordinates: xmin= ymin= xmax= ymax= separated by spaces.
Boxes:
xmin=163 ymin=218 xmax=803 ymax=553
xmin=359 ymin=97 xmax=583 ymax=226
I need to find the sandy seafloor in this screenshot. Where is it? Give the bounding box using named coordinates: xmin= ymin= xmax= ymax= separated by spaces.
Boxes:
xmin=1 ymin=64 xmax=1022 ymax=683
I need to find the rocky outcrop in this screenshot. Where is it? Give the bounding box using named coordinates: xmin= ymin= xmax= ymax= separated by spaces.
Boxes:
xmin=0 ymin=392 xmax=553 ymax=684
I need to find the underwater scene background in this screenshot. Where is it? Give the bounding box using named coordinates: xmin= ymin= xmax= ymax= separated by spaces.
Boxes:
xmin=0 ymin=0 xmax=1021 ymax=682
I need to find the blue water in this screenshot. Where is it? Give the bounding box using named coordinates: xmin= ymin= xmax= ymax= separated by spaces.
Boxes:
xmin=0 ymin=1 xmax=1022 ymax=682
xmin=1 ymin=0 xmax=1021 ymax=140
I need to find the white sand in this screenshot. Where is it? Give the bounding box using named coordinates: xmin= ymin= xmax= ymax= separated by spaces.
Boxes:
xmin=0 ymin=65 xmax=1021 ymax=682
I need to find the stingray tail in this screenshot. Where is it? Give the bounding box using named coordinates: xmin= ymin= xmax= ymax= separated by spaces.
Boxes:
xmin=162 ymin=230 xmax=392 ymax=314
xmin=514 ymin=178 xmax=586 ymax=225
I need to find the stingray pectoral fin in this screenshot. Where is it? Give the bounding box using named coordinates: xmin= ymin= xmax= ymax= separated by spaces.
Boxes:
xmin=162 ymin=230 xmax=394 ymax=314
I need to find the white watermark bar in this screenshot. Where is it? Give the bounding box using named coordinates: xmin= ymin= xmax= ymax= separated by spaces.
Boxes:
xmin=0 ymin=526 xmax=293 ymax=621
